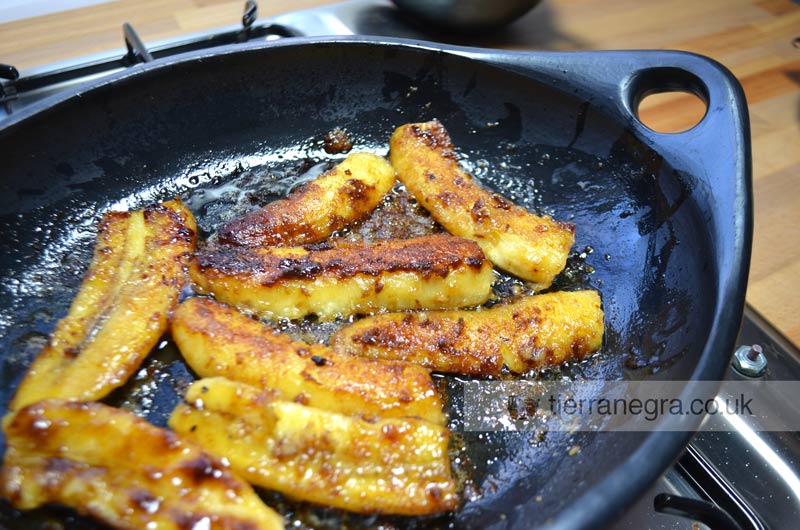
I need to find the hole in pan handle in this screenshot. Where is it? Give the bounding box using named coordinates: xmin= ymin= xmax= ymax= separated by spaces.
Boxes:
xmin=654 ymin=493 xmax=745 ymax=530
xmin=630 ymin=68 xmax=710 ymax=133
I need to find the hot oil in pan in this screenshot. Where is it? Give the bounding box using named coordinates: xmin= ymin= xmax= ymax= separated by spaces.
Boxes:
xmin=0 ymin=141 xmax=609 ymax=530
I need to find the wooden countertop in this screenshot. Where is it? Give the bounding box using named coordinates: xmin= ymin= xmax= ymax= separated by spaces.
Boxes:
xmin=2 ymin=0 xmax=799 ymax=346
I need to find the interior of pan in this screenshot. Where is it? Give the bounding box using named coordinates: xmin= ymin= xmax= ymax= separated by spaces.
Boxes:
xmin=0 ymin=41 xmax=719 ymax=529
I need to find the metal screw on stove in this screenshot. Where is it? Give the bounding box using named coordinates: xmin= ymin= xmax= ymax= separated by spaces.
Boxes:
xmin=732 ymin=344 xmax=767 ymax=377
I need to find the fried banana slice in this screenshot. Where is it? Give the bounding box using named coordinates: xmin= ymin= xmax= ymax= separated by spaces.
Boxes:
xmin=170 ymin=378 xmax=457 ymax=515
xmin=332 ymin=308 xmax=503 ymax=376
xmin=189 ymin=234 xmax=493 ymax=320
xmin=390 ymin=120 xmax=575 ymax=289
xmin=8 ymin=200 xmax=196 ymax=412
xmin=218 ymin=152 xmax=395 ymax=246
xmin=172 ymin=297 xmax=446 ymax=425
xmin=331 ymin=290 xmax=604 ymax=375
xmin=0 ymin=399 xmax=284 ymax=530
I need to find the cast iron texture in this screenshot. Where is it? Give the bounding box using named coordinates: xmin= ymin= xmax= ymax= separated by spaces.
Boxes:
xmin=0 ymin=37 xmax=752 ymax=530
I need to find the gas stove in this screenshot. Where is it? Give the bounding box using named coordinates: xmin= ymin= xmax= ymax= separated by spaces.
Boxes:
xmin=614 ymin=308 xmax=800 ymax=530
xmin=0 ymin=0 xmax=431 ymax=119
xmin=1 ymin=2 xmax=798 ymax=529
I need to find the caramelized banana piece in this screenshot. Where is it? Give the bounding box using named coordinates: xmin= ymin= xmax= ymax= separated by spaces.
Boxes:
xmin=0 ymin=399 xmax=284 ymax=530
xmin=498 ymin=290 xmax=604 ymax=373
xmin=170 ymin=378 xmax=457 ymax=515
xmin=8 ymin=200 xmax=196 ymax=412
xmin=332 ymin=309 xmax=504 ymax=376
xmin=172 ymin=297 xmax=446 ymax=425
xmin=218 ymin=152 xmax=395 ymax=246
xmin=189 ymin=234 xmax=493 ymax=320
xmin=390 ymin=120 xmax=575 ymax=289
xmin=331 ymin=290 xmax=604 ymax=375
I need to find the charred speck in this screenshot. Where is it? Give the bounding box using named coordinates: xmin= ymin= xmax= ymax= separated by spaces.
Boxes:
xmin=409 ymin=121 xmax=455 ymax=155
xmin=470 ymin=199 xmax=489 ymax=222
xmin=44 ymin=457 xmax=75 ymax=473
xmin=435 ymin=336 xmax=453 ymax=353
xmin=310 ymin=355 xmax=327 ymax=366
xmin=277 ymin=258 xmax=323 ymax=279
xmin=398 ymin=389 xmax=413 ymax=403
xmin=326 ymin=258 xmax=346 ymax=270
xmin=427 ymin=485 xmax=444 ymax=502
xmin=344 ymin=179 xmax=371 ymax=203
xmin=381 ymin=423 xmax=400 ymax=441
xmin=356 ymin=329 xmax=381 ymax=346
xmin=130 ymin=489 xmax=158 ymax=511
xmin=303 ymin=241 xmax=334 ymax=252
xmin=179 ymin=455 xmax=222 ymax=484
xmin=491 ymin=194 xmax=512 ymax=210
xmin=437 ymin=191 xmax=458 ymax=206
xmin=466 ymin=256 xmax=484 ymax=269
xmin=415 ymin=259 xmax=433 ymax=274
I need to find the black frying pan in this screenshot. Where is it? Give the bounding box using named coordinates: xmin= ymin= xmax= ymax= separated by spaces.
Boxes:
xmin=0 ymin=37 xmax=751 ymax=530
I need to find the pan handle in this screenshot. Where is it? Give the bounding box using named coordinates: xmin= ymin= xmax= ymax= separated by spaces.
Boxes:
xmin=468 ymin=47 xmax=753 ymax=365
xmin=465 ymin=49 xmax=751 ymax=186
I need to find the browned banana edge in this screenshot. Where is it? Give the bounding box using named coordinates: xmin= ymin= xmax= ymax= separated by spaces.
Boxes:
xmin=332 ymin=290 xmax=604 ymax=375
xmin=331 ymin=311 xmax=504 ymax=376
xmin=192 ymin=233 xmax=487 ymax=286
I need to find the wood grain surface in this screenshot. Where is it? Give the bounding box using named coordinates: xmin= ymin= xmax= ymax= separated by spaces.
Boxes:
xmin=1 ymin=0 xmax=798 ymax=346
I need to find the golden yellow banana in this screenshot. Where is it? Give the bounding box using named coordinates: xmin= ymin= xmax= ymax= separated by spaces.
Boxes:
xmin=170 ymin=378 xmax=458 ymax=515
xmin=171 ymin=297 xmax=446 ymax=424
xmin=390 ymin=120 xmax=575 ymax=289
xmin=331 ymin=290 xmax=604 ymax=374
xmin=1 ymin=399 xmax=284 ymax=530
xmin=9 ymin=199 xmax=196 ymax=412
xmin=218 ymin=152 xmax=395 ymax=246
xmin=189 ymin=234 xmax=493 ymax=320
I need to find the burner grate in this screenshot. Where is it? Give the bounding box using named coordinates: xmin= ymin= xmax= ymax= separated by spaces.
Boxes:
xmin=0 ymin=0 xmax=299 ymax=118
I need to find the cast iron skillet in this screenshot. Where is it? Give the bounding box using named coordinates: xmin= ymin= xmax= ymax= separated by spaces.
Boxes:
xmin=0 ymin=37 xmax=751 ymax=530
